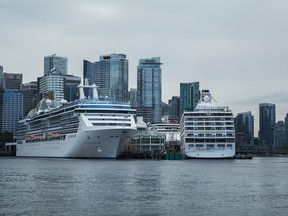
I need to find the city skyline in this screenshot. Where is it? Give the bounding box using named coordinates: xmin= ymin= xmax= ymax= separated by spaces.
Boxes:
xmin=1 ymin=0 xmax=288 ymax=132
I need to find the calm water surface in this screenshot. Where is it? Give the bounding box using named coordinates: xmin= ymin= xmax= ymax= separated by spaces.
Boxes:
xmin=0 ymin=157 xmax=287 ymax=216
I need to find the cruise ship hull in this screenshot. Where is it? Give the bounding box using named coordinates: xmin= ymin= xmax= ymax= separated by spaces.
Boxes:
xmin=185 ymin=149 xmax=235 ymax=159
xmin=16 ymin=128 xmax=135 ymax=159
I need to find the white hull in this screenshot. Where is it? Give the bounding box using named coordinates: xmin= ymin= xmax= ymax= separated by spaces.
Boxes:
xmin=185 ymin=148 xmax=235 ymax=159
xmin=17 ymin=128 xmax=135 ymax=158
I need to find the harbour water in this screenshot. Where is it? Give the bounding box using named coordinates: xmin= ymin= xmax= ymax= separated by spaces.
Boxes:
xmin=1 ymin=157 xmax=287 ymax=216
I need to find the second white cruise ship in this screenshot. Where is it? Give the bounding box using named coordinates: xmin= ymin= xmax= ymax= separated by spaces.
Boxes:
xmin=180 ymin=89 xmax=235 ymax=159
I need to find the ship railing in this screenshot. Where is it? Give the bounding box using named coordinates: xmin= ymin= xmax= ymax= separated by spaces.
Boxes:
xmin=79 ymin=98 xmax=130 ymax=105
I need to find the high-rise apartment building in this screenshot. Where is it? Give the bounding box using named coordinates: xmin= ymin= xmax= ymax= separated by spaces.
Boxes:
xmin=275 ymin=121 xmax=285 ymax=148
xmin=2 ymin=73 xmax=23 ymax=90
xmin=235 ymin=111 xmax=254 ymax=146
xmin=38 ymin=70 xmax=81 ymax=102
xmin=83 ymin=60 xmax=95 ymax=85
xmin=137 ymin=57 xmax=162 ymax=123
xmin=129 ymin=88 xmax=137 ymax=109
xmin=38 ymin=70 xmax=64 ymax=101
xmin=22 ymin=81 xmax=38 ymax=92
xmin=180 ymin=82 xmax=200 ymax=117
xmin=44 ymin=54 xmax=68 ymax=75
xmin=21 ymin=89 xmax=37 ymax=117
xmin=94 ymin=57 xmax=110 ymax=99
xmin=259 ymin=103 xmax=275 ymax=146
xmin=95 ymin=54 xmax=129 ymax=102
xmin=168 ymin=96 xmax=180 ymax=123
xmin=22 ymin=81 xmax=38 ymax=116
xmin=64 ymin=75 xmax=81 ymax=102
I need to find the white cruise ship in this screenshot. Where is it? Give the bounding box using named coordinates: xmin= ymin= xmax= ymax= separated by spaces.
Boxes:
xmin=16 ymin=83 xmax=137 ymax=158
xmin=180 ymin=90 xmax=235 ymax=159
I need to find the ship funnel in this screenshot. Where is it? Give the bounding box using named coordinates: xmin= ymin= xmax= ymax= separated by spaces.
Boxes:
xmin=78 ymin=78 xmax=99 ymax=100
xmin=92 ymin=84 xmax=99 ymax=100
xmin=78 ymin=85 xmax=85 ymax=99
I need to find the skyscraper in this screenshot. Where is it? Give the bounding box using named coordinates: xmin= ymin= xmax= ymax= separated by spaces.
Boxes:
xmin=2 ymin=89 xmax=23 ymax=134
xmin=275 ymin=121 xmax=285 ymax=148
xmin=129 ymin=88 xmax=137 ymax=108
xmin=235 ymin=111 xmax=254 ymax=146
xmin=38 ymin=70 xmax=81 ymax=102
xmin=83 ymin=60 xmax=95 ymax=85
xmin=137 ymin=57 xmax=162 ymax=123
xmin=2 ymin=73 xmax=23 ymax=90
xmin=0 ymin=65 xmax=3 ymax=86
xmin=284 ymin=114 xmax=288 ymax=148
xmin=22 ymin=81 xmax=38 ymax=92
xmin=94 ymin=54 xmax=129 ymax=102
xmin=21 ymin=88 xmax=37 ymax=117
xmin=63 ymin=75 xmax=81 ymax=102
xmin=44 ymin=54 xmax=68 ymax=75
xmin=38 ymin=70 xmax=64 ymax=101
xmin=259 ymin=103 xmax=275 ymax=147
xmin=168 ymin=96 xmax=180 ymax=123
xmin=180 ymin=82 xmax=200 ymax=117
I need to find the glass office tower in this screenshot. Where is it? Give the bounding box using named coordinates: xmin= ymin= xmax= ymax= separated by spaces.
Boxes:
xmin=2 ymin=89 xmax=23 ymax=134
xmin=259 ymin=103 xmax=275 ymax=147
xmin=44 ymin=54 xmax=68 ymax=76
xmin=180 ymin=82 xmax=200 ymax=117
xmin=94 ymin=54 xmax=129 ymax=102
xmin=137 ymin=57 xmax=162 ymax=123
xmin=235 ymin=111 xmax=254 ymax=146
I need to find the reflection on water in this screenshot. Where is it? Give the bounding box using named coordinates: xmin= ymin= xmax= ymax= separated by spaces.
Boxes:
xmin=0 ymin=158 xmax=288 ymax=216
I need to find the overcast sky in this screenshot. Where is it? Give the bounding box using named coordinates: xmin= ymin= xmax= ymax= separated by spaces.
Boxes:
xmin=1 ymin=0 xmax=288 ymax=133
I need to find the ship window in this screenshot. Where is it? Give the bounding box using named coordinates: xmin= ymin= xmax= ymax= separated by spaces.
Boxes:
xmin=195 ymin=139 xmax=204 ymax=143
xmin=217 ymin=144 xmax=225 ymax=148
xmin=185 ymin=138 xmax=194 ymax=143
xmin=196 ymin=144 xmax=203 ymax=148
xmin=227 ymin=144 xmax=232 ymax=147
xmin=188 ymin=144 xmax=194 ymax=147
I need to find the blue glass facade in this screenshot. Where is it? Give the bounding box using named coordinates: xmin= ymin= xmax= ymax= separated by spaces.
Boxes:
xmin=87 ymin=54 xmax=129 ymax=102
xmin=168 ymin=96 xmax=180 ymax=122
xmin=44 ymin=55 xmax=67 ymax=76
xmin=3 ymin=89 xmax=23 ymax=134
xmin=83 ymin=60 xmax=95 ymax=85
xmin=64 ymin=75 xmax=81 ymax=102
xmin=275 ymin=121 xmax=285 ymax=148
xmin=180 ymin=82 xmax=200 ymax=117
xmin=259 ymin=103 xmax=275 ymax=146
xmin=137 ymin=57 xmax=162 ymax=123
xmin=235 ymin=111 xmax=254 ymax=145
xmin=129 ymin=88 xmax=137 ymax=109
